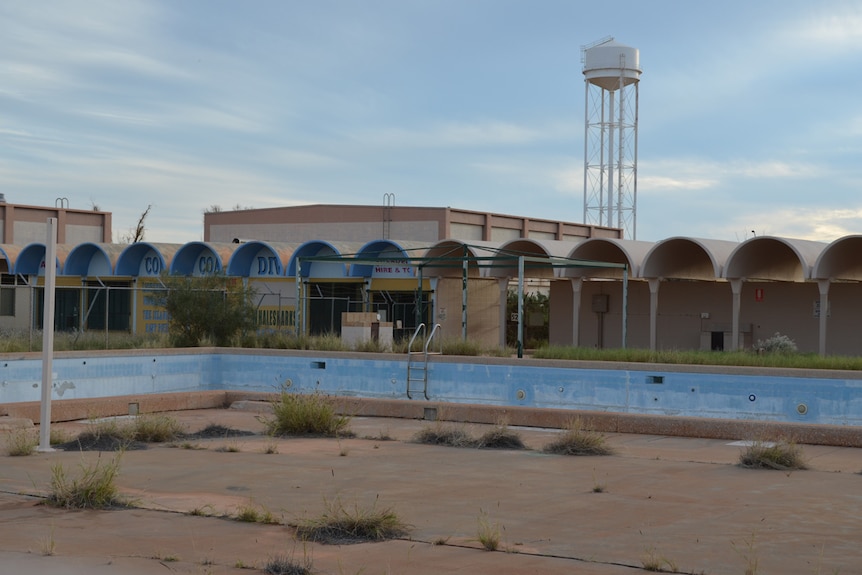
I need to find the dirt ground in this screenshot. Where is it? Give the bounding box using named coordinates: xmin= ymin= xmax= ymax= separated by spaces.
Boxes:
xmin=1 ymin=407 xmax=861 ymax=575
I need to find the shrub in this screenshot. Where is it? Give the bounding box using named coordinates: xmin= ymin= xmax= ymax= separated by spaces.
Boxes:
xmin=475 ymin=420 xmax=526 ymax=450
xmin=739 ymin=439 xmax=807 ymax=470
xmin=754 ymin=332 xmax=798 ymax=354
xmin=476 ymin=509 xmax=501 ymax=551
xmin=131 ymin=414 xmax=184 ymax=443
xmin=6 ymin=429 xmax=38 ymax=456
xmin=263 ymin=392 xmax=352 ymax=437
xmin=542 ymin=418 xmax=614 ymax=456
xmin=293 ymin=496 xmax=409 ymax=544
xmin=47 ymin=453 xmax=127 ymax=509
xmin=154 ymin=273 xmax=257 ymax=347
xmin=264 ymin=553 xmax=313 ymax=575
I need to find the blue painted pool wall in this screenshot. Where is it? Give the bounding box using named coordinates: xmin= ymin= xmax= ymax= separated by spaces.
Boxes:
xmin=2 ymin=352 xmax=861 ymax=426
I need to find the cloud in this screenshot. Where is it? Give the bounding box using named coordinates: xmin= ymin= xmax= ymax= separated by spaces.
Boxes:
xmin=356 ymin=120 xmax=574 ymax=149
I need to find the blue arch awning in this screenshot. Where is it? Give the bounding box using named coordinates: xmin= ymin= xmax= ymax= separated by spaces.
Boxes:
xmin=287 ymin=240 xmax=349 ymax=279
xmin=227 ymin=241 xmax=298 ymax=277
xmin=64 ymin=243 xmax=115 ymax=276
xmin=115 ymin=243 xmax=180 ymax=277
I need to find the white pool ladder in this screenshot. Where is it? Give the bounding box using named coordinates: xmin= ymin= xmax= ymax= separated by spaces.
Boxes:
xmin=406 ymin=323 xmax=442 ymax=400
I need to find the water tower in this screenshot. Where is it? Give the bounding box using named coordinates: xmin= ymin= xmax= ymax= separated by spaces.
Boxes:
xmin=582 ymin=37 xmax=641 ymax=239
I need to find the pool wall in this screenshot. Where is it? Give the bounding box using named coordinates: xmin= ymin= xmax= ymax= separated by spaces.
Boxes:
xmin=2 ymin=348 xmax=862 ymax=427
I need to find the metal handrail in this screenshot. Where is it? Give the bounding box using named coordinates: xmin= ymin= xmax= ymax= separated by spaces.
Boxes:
xmin=408 ymin=323 xmax=426 ymax=354
xmin=426 ymin=323 xmax=442 ymax=354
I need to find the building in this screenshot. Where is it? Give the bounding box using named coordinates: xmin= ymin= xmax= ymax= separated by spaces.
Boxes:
xmin=204 ymin=204 xmax=622 ymax=244
xmin=0 ymin=198 xmax=112 ymax=246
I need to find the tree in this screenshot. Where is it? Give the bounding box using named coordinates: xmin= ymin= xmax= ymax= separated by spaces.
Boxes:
xmin=155 ymin=274 xmax=257 ymax=347
xmin=119 ymin=205 xmax=152 ymax=244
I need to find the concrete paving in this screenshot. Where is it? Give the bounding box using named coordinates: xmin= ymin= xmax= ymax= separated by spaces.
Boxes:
xmin=1 ymin=407 xmax=861 ymax=575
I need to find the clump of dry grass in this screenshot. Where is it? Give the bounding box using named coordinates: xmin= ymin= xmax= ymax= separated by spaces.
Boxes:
xmin=46 ymin=452 xmax=128 ymax=509
xmin=263 ymin=392 xmax=352 ymax=437
xmin=475 ymin=419 xmax=526 ymax=450
xmin=541 ymin=418 xmax=614 ymax=456
xmin=292 ymin=496 xmax=409 ymax=544
xmin=738 ymin=438 xmax=807 ymax=470
xmin=5 ymin=428 xmax=38 ymax=456
xmin=411 ymin=421 xmax=475 ymax=447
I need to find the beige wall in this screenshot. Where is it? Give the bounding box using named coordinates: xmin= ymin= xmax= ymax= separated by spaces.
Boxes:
xmin=435 ymin=277 xmax=501 ymax=348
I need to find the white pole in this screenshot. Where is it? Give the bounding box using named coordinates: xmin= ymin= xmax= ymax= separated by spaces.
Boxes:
xmin=38 ymin=217 xmax=57 ymax=452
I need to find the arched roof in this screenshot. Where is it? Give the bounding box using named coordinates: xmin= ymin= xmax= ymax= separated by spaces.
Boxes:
xmin=63 ymin=243 xmax=127 ymax=276
xmin=115 ymin=242 xmax=181 ymax=277
xmin=170 ymin=242 xmax=239 ymax=276
xmin=226 ymin=241 xmax=299 ymax=277
xmin=0 ymin=245 xmax=25 ymax=275
xmin=724 ymin=236 xmax=827 ymax=281
xmin=641 ymin=237 xmax=738 ymax=280
xmin=485 ymin=238 xmax=581 ymax=279
xmin=812 ymin=235 xmax=862 ymax=280
xmin=422 ymin=240 xmax=486 ymax=277
xmin=14 ymin=243 xmax=71 ymax=275
xmin=566 ymin=238 xmax=654 ymax=279
xmin=349 ymin=239 xmax=428 ymax=278
xmin=287 ymin=240 xmax=358 ymax=279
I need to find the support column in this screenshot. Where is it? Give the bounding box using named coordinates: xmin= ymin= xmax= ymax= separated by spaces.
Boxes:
xmin=571 ymin=278 xmax=583 ymax=348
xmin=818 ymin=279 xmax=830 ymax=356
xmin=730 ymin=279 xmax=742 ymax=351
xmin=648 ymin=278 xmax=660 ymax=351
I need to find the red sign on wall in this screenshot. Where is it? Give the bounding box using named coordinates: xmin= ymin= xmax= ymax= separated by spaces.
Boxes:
xmin=755 ymin=288 xmax=764 ymax=302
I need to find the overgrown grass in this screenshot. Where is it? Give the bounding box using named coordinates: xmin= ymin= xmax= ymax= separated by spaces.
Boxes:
xmin=263 ymin=553 xmax=313 ymax=575
xmin=533 ymin=345 xmax=862 ymax=370
xmin=542 ymin=418 xmax=614 ymax=456
xmin=9 ymin=330 xmax=171 ymax=353
xmin=46 ymin=452 xmax=127 ymax=509
xmin=68 ymin=414 xmax=184 ymax=450
xmin=412 ymin=421 xmax=475 ymax=447
xmin=641 ymin=547 xmax=679 ymax=572
xmin=5 ymin=428 xmax=37 ymax=456
xmin=235 ymin=501 xmax=279 ymax=524
xmin=476 ymin=509 xmax=502 ymax=551
xmin=738 ymin=439 xmax=807 ymax=470
xmin=263 ymin=391 xmax=352 ymax=437
xmin=475 ymin=419 xmax=526 ymax=450
xmin=292 ymin=496 xmax=409 ymax=544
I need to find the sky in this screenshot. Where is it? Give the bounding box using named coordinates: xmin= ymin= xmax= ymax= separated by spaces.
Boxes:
xmin=2 ymin=1 xmax=861 ymax=244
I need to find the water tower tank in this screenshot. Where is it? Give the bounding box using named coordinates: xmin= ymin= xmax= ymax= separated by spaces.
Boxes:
xmin=583 ymin=40 xmax=641 ymax=91
xmin=581 ymin=38 xmax=642 ymax=239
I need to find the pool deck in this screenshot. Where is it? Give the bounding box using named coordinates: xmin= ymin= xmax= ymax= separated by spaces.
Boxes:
xmin=1 ymin=405 xmax=862 ymax=575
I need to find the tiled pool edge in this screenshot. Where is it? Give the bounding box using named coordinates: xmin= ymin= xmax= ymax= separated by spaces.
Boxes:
xmin=3 ymin=390 xmax=862 ymax=448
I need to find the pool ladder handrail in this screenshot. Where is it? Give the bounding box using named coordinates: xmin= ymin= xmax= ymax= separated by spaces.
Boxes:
xmin=406 ymin=323 xmax=442 ymax=399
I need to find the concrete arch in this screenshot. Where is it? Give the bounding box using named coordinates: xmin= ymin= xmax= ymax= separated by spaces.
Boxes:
xmin=227 ymin=241 xmax=298 ymax=277
xmin=642 ymin=237 xmax=738 ymax=280
xmin=287 ymin=240 xmax=354 ymax=279
xmin=423 ymin=240 xmax=490 ymax=277
xmin=566 ymin=238 xmax=654 ymax=278
xmin=813 ymin=235 xmax=862 ymax=280
xmin=349 ymin=239 xmax=427 ymax=278
xmin=115 ymin=243 xmax=180 ymax=277
xmin=724 ymin=237 xmax=827 ymax=281
xmin=171 ymin=242 xmax=237 ymax=276
xmin=64 ymin=243 xmax=125 ymax=276
xmin=14 ymin=243 xmax=68 ymax=275
xmin=486 ymin=238 xmax=566 ymax=279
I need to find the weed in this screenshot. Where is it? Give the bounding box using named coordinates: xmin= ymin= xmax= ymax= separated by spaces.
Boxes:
xmin=131 ymin=414 xmax=184 ymax=442
xmin=49 ymin=428 xmax=72 ymax=446
xmin=153 ymin=552 xmax=179 ymax=562
xmin=235 ymin=501 xmax=280 ymax=524
xmin=293 ymin=495 xmax=409 ymax=544
xmin=412 ymin=421 xmax=475 ymax=447
xmin=6 ymin=428 xmax=37 ymax=456
xmin=363 ymin=429 xmax=394 ymax=442
xmin=263 ymin=553 xmax=313 ymax=575
xmin=641 ymin=547 xmax=679 ymax=572
xmin=188 ymin=505 xmax=215 ymax=516
xmin=40 ymin=525 xmax=56 ymax=556
xmin=541 ymin=418 xmax=614 ymax=456
xmin=170 ymin=441 xmax=206 ymax=450
xmin=262 ymin=441 xmax=279 ymax=454
xmin=475 ymin=418 xmax=525 ymax=450
xmin=738 ymin=439 xmax=807 ymax=470
xmin=263 ymin=391 xmax=352 ymax=437
xmin=47 ymin=452 xmax=127 ymax=509
xmin=732 ymin=532 xmax=760 ymax=575
xmin=476 ymin=509 xmax=502 ymax=551
xmin=214 ymin=443 xmax=241 ymax=453
xmin=432 ymin=535 xmax=451 ymax=545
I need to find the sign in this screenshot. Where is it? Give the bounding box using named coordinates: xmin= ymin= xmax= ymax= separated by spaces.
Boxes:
xmin=754 ymin=288 xmax=764 ymax=302
xmin=372 ymin=260 xmax=414 ymax=278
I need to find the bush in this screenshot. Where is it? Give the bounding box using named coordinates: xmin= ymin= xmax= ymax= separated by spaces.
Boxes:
xmin=154 ymin=273 xmax=257 ymax=347
xmin=263 ymin=392 xmax=352 ymax=437
xmin=6 ymin=429 xmax=37 ymax=456
xmin=476 ymin=420 xmax=526 ymax=450
xmin=412 ymin=422 xmax=475 ymax=447
xmin=755 ymin=332 xmax=798 ymax=354
xmin=542 ymin=418 xmax=614 ymax=456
